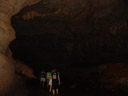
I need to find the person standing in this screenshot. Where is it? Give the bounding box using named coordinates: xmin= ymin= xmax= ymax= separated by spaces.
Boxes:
xmin=46 ymin=70 xmax=52 ymax=92
xmin=46 ymin=71 xmax=51 ymax=87
xmin=49 ymin=72 xmax=52 ymax=93
xmin=51 ymin=69 xmax=60 ymax=95
xmin=40 ymin=70 xmax=46 ymax=88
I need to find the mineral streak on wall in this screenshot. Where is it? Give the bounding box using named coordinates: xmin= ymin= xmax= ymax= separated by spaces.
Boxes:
xmin=0 ymin=0 xmax=41 ymax=95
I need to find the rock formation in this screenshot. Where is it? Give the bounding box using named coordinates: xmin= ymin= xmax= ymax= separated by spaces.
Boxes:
xmin=11 ymin=0 xmax=127 ymax=67
xmin=0 ymin=0 xmax=127 ymax=95
xmin=0 ymin=0 xmax=41 ymax=95
xmin=99 ymin=63 xmax=128 ymax=89
xmin=15 ymin=60 xmax=37 ymax=79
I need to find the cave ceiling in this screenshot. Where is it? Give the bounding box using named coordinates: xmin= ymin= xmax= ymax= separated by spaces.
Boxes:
xmin=10 ymin=0 xmax=128 ymax=67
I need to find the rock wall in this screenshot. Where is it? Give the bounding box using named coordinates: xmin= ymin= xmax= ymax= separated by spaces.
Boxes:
xmin=11 ymin=0 xmax=127 ymax=67
xmin=0 ymin=0 xmax=126 ymax=94
xmin=0 ymin=0 xmax=41 ymax=95
xmin=98 ymin=63 xmax=128 ymax=89
xmin=15 ymin=60 xmax=37 ymax=79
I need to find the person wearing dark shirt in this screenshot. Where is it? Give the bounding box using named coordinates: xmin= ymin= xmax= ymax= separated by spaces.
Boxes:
xmin=51 ymin=69 xmax=60 ymax=95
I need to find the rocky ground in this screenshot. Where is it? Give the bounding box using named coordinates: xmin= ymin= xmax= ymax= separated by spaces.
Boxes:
xmin=6 ymin=78 xmax=128 ymax=96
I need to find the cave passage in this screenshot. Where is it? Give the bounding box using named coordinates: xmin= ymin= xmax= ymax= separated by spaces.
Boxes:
xmin=9 ymin=11 xmax=128 ymax=96
xmin=9 ymin=0 xmax=128 ymax=71
xmin=6 ymin=0 xmax=128 ymax=95
xmin=10 ymin=15 xmax=128 ymax=70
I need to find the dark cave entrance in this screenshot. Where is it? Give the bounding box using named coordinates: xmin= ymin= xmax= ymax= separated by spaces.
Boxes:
xmin=10 ymin=15 xmax=74 ymax=71
xmin=9 ymin=0 xmax=128 ymax=71
xmin=9 ymin=13 xmax=128 ymax=71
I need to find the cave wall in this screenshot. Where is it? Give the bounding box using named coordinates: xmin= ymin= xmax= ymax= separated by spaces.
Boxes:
xmin=0 ymin=0 xmax=127 ymax=94
xmin=9 ymin=1 xmax=128 ymax=89
xmin=0 ymin=0 xmax=41 ymax=95
xmin=11 ymin=0 xmax=128 ymax=67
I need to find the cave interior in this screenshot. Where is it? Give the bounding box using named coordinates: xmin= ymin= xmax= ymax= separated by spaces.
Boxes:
xmin=6 ymin=0 xmax=128 ymax=95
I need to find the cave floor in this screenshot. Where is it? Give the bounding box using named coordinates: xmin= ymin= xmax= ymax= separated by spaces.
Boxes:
xmin=13 ymin=80 xmax=128 ymax=96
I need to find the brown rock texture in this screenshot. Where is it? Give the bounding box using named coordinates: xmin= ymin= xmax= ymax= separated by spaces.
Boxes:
xmin=0 ymin=0 xmax=41 ymax=94
xmin=99 ymin=63 xmax=128 ymax=89
xmin=0 ymin=0 xmax=127 ymax=94
xmin=19 ymin=0 xmax=123 ymax=21
xmin=11 ymin=0 xmax=127 ymax=67
xmin=15 ymin=60 xmax=37 ymax=79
